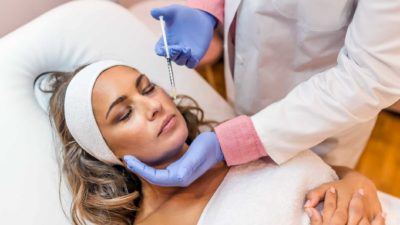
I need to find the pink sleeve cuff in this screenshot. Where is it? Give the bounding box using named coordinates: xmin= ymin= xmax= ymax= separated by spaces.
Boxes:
xmin=215 ymin=115 xmax=268 ymax=166
xmin=186 ymin=0 xmax=224 ymax=24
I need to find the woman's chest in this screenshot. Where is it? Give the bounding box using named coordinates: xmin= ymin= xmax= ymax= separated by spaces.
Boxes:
xmin=135 ymin=197 xmax=210 ymax=225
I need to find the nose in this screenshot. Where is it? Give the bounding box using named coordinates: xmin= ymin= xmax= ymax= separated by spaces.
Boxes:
xmin=143 ymin=97 xmax=162 ymax=121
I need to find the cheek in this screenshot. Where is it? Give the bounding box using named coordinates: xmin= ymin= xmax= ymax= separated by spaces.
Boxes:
xmin=106 ymin=115 xmax=188 ymax=165
xmin=147 ymin=119 xmax=189 ymax=165
xmin=144 ymin=115 xmax=188 ymax=164
xmin=105 ymin=119 xmax=151 ymax=158
xmin=166 ymin=114 xmax=189 ymax=149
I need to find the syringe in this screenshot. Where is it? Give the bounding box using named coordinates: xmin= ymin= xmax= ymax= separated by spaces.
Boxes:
xmin=159 ymin=16 xmax=177 ymax=101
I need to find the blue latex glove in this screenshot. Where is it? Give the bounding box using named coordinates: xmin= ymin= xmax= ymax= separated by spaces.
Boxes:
xmin=123 ymin=132 xmax=224 ymax=187
xmin=151 ymin=5 xmax=217 ymax=68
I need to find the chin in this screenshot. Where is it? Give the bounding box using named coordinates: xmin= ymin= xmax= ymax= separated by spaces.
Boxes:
xmin=152 ymin=125 xmax=188 ymax=168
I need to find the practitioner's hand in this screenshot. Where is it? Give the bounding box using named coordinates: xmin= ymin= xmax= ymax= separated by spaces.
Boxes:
xmin=306 ymin=187 xmax=386 ymax=225
xmin=124 ymin=132 xmax=224 ymax=187
xmin=305 ymin=166 xmax=383 ymax=224
xmin=151 ymin=5 xmax=217 ymax=68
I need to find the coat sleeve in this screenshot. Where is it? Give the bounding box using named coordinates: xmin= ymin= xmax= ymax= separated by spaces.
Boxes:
xmin=186 ymin=0 xmax=225 ymax=24
xmin=215 ymin=0 xmax=400 ymax=165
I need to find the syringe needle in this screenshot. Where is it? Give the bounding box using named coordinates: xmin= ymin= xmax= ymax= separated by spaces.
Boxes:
xmin=167 ymin=58 xmax=177 ymax=100
xmin=159 ymin=16 xmax=177 ymax=101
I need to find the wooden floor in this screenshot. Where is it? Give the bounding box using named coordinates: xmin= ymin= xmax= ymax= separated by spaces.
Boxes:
xmin=197 ymin=61 xmax=400 ymax=198
xmin=356 ymin=111 xmax=400 ymax=197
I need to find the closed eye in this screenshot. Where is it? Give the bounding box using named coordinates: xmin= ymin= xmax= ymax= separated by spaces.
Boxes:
xmin=142 ymin=83 xmax=156 ymax=95
xmin=119 ymin=107 xmax=132 ymax=121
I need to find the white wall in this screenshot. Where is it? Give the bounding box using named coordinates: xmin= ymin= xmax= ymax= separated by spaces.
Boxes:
xmin=0 ymin=0 xmax=140 ymax=37
xmin=0 ymin=0 xmax=71 ymax=37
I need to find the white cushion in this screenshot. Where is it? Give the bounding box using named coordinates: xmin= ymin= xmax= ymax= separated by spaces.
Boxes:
xmin=0 ymin=0 xmax=235 ymax=224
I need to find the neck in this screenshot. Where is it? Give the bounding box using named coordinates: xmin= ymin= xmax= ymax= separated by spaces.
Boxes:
xmin=136 ymin=143 xmax=228 ymax=222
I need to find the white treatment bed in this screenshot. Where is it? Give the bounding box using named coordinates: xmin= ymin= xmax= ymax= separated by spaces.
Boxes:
xmin=0 ymin=1 xmax=398 ymax=224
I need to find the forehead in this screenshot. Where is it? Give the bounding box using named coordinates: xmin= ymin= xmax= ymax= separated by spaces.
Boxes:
xmin=96 ymin=65 xmax=139 ymax=85
xmin=92 ymin=65 xmax=140 ymax=108
xmin=93 ymin=65 xmax=140 ymax=94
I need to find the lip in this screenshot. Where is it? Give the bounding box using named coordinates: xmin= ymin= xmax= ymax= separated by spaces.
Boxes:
xmin=158 ymin=114 xmax=176 ymax=137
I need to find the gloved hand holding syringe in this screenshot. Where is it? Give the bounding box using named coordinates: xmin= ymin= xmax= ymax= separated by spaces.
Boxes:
xmin=159 ymin=16 xmax=177 ymax=101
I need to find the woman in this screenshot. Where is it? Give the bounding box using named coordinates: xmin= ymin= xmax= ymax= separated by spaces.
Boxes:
xmin=45 ymin=60 xmax=384 ymax=225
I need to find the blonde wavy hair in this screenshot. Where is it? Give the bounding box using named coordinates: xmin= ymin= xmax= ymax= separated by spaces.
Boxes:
xmin=39 ymin=64 xmax=216 ymax=225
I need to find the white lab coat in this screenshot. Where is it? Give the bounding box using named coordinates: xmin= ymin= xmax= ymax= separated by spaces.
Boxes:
xmin=223 ymin=0 xmax=400 ymax=167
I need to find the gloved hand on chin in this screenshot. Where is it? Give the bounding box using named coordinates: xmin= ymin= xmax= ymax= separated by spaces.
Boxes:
xmin=124 ymin=132 xmax=224 ymax=187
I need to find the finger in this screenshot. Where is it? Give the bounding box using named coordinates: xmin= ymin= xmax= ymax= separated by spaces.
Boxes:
xmin=186 ymin=56 xmax=199 ymax=68
xmin=155 ymin=40 xmax=185 ymax=59
xmin=371 ymin=213 xmax=386 ymax=225
xmin=322 ymin=187 xmax=337 ymax=222
xmin=330 ymin=207 xmax=349 ymax=225
xmin=369 ymin=192 xmax=383 ymax=221
xmin=169 ymin=46 xmax=185 ymax=61
xmin=164 ymin=161 xmax=193 ymax=187
xmin=306 ymin=207 xmax=322 ymax=225
xmin=167 ymin=132 xmax=219 ymax=186
xmin=305 ymin=184 xmax=330 ymax=208
xmin=171 ymin=136 xmax=209 ymax=183
xmin=150 ymin=6 xmax=175 ymax=21
xmin=163 ymin=150 xmax=203 ymax=187
xmin=175 ymin=48 xmax=191 ymax=65
xmin=123 ymin=155 xmax=170 ymax=185
xmin=155 ymin=39 xmax=167 ymax=57
xmin=359 ymin=217 xmax=371 ymax=225
xmin=329 ymin=187 xmax=351 ymax=225
xmin=156 ymin=43 xmax=187 ymax=62
xmin=348 ymin=189 xmax=365 ymax=225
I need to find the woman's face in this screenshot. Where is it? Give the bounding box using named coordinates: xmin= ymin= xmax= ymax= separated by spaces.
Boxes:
xmin=91 ymin=66 xmax=188 ymax=167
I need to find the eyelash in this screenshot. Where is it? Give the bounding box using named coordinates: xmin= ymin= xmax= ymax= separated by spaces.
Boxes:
xmin=120 ymin=107 xmax=132 ymax=121
xmin=142 ymin=83 xmax=156 ymax=95
xmin=119 ymin=83 xmax=156 ymax=122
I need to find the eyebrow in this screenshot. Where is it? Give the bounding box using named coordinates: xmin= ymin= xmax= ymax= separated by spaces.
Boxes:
xmin=105 ymin=74 xmax=146 ymax=119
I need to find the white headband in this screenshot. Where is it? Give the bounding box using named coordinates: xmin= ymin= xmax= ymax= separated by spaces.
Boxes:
xmin=64 ymin=60 xmax=131 ymax=166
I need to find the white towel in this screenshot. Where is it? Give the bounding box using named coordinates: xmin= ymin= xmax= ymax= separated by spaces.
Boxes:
xmin=197 ymin=150 xmax=399 ymax=225
xmin=197 ymin=150 xmax=336 ymax=225
xmin=378 ymin=192 xmax=400 ymax=225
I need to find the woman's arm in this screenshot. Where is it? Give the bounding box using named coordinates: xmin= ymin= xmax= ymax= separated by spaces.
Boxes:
xmin=305 ymin=166 xmax=384 ymax=224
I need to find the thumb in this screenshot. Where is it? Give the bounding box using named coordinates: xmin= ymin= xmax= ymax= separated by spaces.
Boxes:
xmin=155 ymin=39 xmax=187 ymax=60
xmin=123 ymin=155 xmax=146 ymax=173
xmin=305 ymin=184 xmax=330 ymax=208
xmin=150 ymin=6 xmax=175 ymax=21
xmin=155 ymin=38 xmax=167 ymax=56
xmin=306 ymin=208 xmax=322 ymax=225
xmin=123 ymin=155 xmax=157 ymax=181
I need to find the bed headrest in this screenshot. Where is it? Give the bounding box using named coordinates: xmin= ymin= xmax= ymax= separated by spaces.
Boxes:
xmin=0 ymin=0 xmax=234 ymax=224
